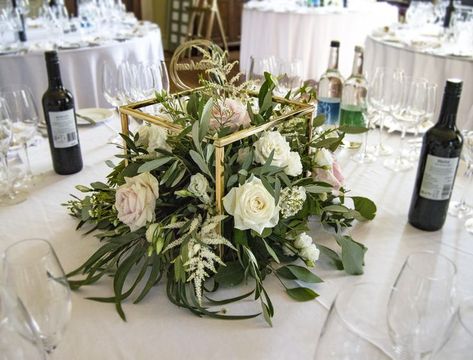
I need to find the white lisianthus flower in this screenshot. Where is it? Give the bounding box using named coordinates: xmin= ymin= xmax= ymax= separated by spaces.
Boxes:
xmin=254 ymin=131 xmax=291 ymax=168
xmin=188 ymin=173 xmax=210 ymax=203
xmin=279 ymin=186 xmax=307 ymax=218
xmin=223 ymin=176 xmax=279 ymax=235
xmin=314 ymin=148 xmax=333 ymax=168
xmin=115 ymin=172 xmax=159 ymax=231
xmin=253 ymin=131 xmax=303 ymax=177
xmin=136 ymin=124 xmax=172 ymax=155
xmin=294 ymin=232 xmax=313 ymax=249
xmin=300 ymin=244 xmax=320 ymax=264
xmin=285 ymin=151 xmax=303 ymax=177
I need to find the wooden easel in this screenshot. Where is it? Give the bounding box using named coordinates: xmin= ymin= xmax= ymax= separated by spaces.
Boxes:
xmin=186 ymin=0 xmax=228 ymax=52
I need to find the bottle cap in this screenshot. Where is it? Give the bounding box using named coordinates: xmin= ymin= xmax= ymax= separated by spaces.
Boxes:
xmin=445 ymin=78 xmax=462 ymax=96
xmin=354 ymin=45 xmax=363 ymax=53
xmin=45 ymin=50 xmax=59 ymax=64
xmin=330 ymin=40 xmax=340 ymax=48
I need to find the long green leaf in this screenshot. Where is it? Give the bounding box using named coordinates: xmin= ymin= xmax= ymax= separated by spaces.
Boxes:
xmin=137 ymin=156 xmax=173 ymax=173
xmin=205 ymin=289 xmax=255 ymax=305
xmin=286 ymin=287 xmax=319 ymax=301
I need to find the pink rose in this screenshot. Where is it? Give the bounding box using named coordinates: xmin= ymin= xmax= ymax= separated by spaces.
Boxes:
xmin=115 ymin=172 xmax=160 ymax=231
xmin=209 ymin=98 xmax=251 ymax=131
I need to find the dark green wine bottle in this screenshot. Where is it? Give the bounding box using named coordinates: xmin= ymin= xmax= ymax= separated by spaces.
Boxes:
xmin=42 ymin=51 xmax=83 ymax=175
xmin=408 ymin=79 xmax=464 ymax=231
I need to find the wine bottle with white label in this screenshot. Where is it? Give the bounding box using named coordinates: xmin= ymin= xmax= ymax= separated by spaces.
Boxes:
xmin=42 ymin=51 xmax=83 ymax=175
xmin=408 ymin=79 xmax=463 ymax=231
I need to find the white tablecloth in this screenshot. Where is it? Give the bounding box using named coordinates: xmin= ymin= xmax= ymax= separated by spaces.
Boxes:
xmin=0 ymin=28 xmax=164 ymax=113
xmin=0 ymin=120 xmax=472 ymax=359
xmin=240 ymin=2 xmax=398 ymax=80
xmin=365 ymin=35 xmax=473 ymax=130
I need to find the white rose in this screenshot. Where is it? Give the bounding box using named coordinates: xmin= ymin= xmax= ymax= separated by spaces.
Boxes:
xmin=285 ymin=151 xmax=303 ymax=177
xmin=294 ymin=232 xmax=313 ymax=249
xmin=188 ymin=173 xmax=210 ymax=202
xmin=300 ymin=244 xmax=320 ymax=263
xmin=315 ymin=148 xmax=334 ymax=168
xmin=115 ymin=172 xmax=159 ymax=231
xmin=223 ymin=176 xmax=279 ymax=235
xmin=137 ymin=124 xmax=171 ymax=155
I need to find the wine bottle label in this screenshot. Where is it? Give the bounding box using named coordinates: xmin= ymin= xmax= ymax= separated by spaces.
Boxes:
xmin=419 ymin=155 xmax=459 ymax=201
xmin=49 ymin=109 xmax=78 ymax=148
xmin=317 ymin=99 xmax=340 ymax=125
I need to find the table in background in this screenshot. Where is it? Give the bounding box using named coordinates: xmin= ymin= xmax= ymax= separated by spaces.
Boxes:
xmin=365 ymin=35 xmax=473 ymax=129
xmin=0 ymin=24 xmax=164 ymax=112
xmin=240 ymin=1 xmax=398 ymax=80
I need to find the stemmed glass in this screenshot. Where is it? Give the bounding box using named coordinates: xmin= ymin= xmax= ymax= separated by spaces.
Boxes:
xmin=2 ymin=239 xmax=72 ymax=354
xmin=384 ymin=77 xmax=427 ymax=172
xmin=449 ymin=130 xmax=473 ymax=219
xmin=0 ymin=286 xmax=46 ymax=360
xmin=102 ymin=61 xmax=126 ymax=143
xmin=431 ymin=297 xmax=473 ymax=359
xmin=276 ymin=59 xmax=303 ymax=95
xmin=314 ymin=282 xmax=392 ymax=359
xmin=0 ymin=85 xmax=39 ymax=185
xmin=352 ymin=82 xmax=377 ymax=164
xmin=387 ymin=251 xmax=457 ymax=359
xmin=0 ymin=98 xmax=27 ymax=206
xmin=151 ymin=60 xmax=170 ymax=93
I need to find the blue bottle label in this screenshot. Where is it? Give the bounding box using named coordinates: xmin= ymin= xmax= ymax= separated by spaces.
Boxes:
xmin=317 ymin=98 xmax=341 ymax=125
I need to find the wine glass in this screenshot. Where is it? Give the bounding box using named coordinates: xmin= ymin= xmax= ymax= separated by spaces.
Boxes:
xmin=387 ymin=251 xmax=457 ymax=359
xmin=384 ymin=77 xmax=427 ymax=172
xmin=314 ymin=282 xmax=392 ymax=359
xmin=149 ymin=60 xmax=170 ymax=95
xmin=449 ymin=128 xmax=473 ymax=219
xmin=0 ymin=286 xmax=46 ymax=360
xmin=431 ymin=297 xmax=473 ymax=359
xmin=0 ymin=98 xmax=27 ymax=206
xmin=0 ymin=85 xmax=40 ymax=185
xmin=277 ymin=59 xmax=303 ymax=95
xmin=101 ymin=61 xmax=126 ymax=143
xmin=2 ymin=239 xmax=72 ymax=354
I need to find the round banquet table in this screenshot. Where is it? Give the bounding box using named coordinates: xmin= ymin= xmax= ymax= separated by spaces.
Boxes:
xmin=0 ymin=25 xmax=164 ymax=113
xmin=365 ymin=35 xmax=473 ymax=130
xmin=240 ymin=1 xmax=399 ymax=80
xmin=0 ymin=119 xmax=472 ymax=359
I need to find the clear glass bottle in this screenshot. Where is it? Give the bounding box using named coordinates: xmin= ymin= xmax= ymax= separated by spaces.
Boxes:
xmin=340 ymin=46 xmax=368 ymax=148
xmin=317 ymin=40 xmax=344 ymax=126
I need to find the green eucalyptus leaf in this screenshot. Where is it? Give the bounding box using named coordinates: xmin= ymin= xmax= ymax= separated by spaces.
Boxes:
xmin=280 ymin=265 xmax=323 ymax=283
xmin=318 ymin=244 xmax=344 ymax=270
xmin=336 ymin=235 xmax=367 ymax=275
xmin=199 ymin=98 xmax=214 ymax=140
xmin=312 ymin=114 xmax=326 ymax=128
xmin=75 ymin=185 xmax=91 ymax=192
xmin=137 ymin=157 xmax=173 ymax=173
xmin=351 ymin=196 xmax=377 ymax=221
xmin=262 ymin=301 xmax=273 ymax=327
xmin=90 ymin=182 xmax=109 ymax=191
xmin=305 ymin=184 xmax=332 ymax=194
xmin=286 ymin=287 xmax=319 ymax=301
xmin=189 ymin=150 xmax=213 ymax=179
xmin=262 ymin=238 xmax=279 ymax=263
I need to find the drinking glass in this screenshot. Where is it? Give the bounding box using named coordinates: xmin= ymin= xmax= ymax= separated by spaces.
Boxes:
xmin=101 ymin=61 xmax=125 ymax=143
xmin=3 ymin=239 xmax=72 ymax=353
xmin=0 ymin=98 xmax=27 ymax=206
xmin=247 ymin=55 xmax=278 ymax=87
xmin=277 ymin=59 xmax=303 ymax=95
xmin=387 ymin=251 xmax=457 ymax=359
xmin=314 ymin=282 xmax=392 ymax=359
xmin=0 ymin=85 xmax=39 ymax=184
xmin=449 ymin=130 xmax=473 ymax=218
xmin=384 ymin=77 xmax=427 ymax=172
xmin=151 ymin=60 xmax=170 ymax=93
xmin=352 ymin=82 xmax=377 ymax=164
xmin=432 ymin=297 xmax=473 ymax=359
xmin=0 ymin=286 xmax=46 ymax=360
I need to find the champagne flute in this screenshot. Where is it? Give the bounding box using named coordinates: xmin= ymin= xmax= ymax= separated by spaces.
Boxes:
xmin=0 ymin=286 xmax=46 ymax=360
xmin=0 ymin=85 xmax=39 ymax=185
xmin=2 ymin=239 xmax=72 ymax=354
xmin=352 ymin=83 xmax=377 ymax=164
xmin=150 ymin=60 xmax=170 ymax=93
xmin=387 ymin=251 xmax=457 ymax=359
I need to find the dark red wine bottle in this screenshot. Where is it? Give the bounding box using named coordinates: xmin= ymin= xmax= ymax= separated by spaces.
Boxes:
xmin=42 ymin=51 xmax=83 ymax=175
xmin=408 ymin=79 xmax=464 ymax=231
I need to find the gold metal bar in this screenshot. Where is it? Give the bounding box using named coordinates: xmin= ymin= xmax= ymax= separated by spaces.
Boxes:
xmin=120 ymin=109 xmax=130 ymax=165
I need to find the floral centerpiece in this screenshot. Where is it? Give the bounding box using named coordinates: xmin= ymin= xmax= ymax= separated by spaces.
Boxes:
xmin=66 ymin=47 xmax=376 ymax=325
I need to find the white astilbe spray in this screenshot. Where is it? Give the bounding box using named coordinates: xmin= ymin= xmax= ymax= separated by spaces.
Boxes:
xmin=163 ymin=214 xmax=235 ymax=304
